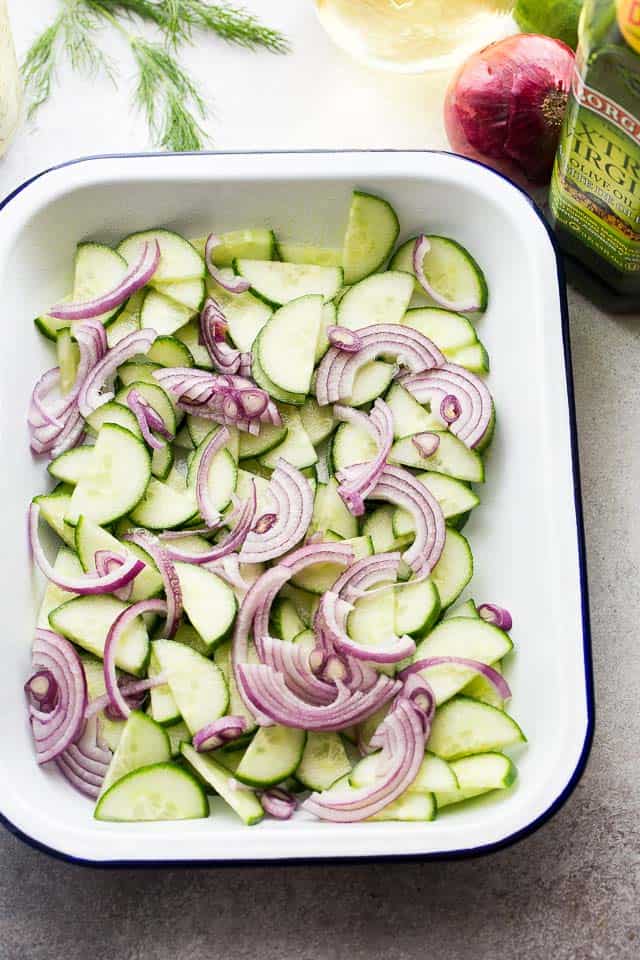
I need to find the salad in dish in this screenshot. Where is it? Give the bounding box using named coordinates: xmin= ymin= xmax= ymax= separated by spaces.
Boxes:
xmin=25 ymin=190 xmax=525 ymax=825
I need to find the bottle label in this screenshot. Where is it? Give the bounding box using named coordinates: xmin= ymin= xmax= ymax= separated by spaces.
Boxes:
xmin=617 ymin=0 xmax=640 ymax=54
xmin=550 ymin=69 xmax=640 ymax=273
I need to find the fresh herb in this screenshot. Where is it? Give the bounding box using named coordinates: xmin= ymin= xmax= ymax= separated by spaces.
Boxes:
xmin=21 ymin=0 xmax=288 ymax=148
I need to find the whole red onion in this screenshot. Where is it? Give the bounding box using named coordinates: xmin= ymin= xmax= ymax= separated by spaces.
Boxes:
xmin=444 ymin=34 xmax=575 ymax=188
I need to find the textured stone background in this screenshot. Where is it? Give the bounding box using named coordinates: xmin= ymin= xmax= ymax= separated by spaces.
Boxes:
xmin=1 ymin=286 xmax=638 ymax=960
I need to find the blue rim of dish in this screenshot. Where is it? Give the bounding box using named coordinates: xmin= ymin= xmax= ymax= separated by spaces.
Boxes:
xmin=0 ymin=149 xmax=594 ymax=868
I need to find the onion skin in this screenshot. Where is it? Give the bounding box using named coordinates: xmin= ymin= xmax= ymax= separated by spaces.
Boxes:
xmin=444 ymin=34 xmax=575 ymax=188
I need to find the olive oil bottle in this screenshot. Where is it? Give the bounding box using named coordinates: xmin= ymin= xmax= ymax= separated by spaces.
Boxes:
xmin=549 ymin=0 xmax=640 ymax=308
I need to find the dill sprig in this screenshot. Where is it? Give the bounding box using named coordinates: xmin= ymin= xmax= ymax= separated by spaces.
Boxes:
xmin=21 ymin=15 xmax=65 ymax=120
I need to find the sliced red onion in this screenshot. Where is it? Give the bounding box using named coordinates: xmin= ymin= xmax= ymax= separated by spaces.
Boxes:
xmin=29 ymin=503 xmax=145 ymax=595
xmin=78 ymin=327 xmax=157 ymax=418
xmin=196 ymin=426 xmax=231 ymax=527
xmin=413 ymin=235 xmax=483 ymax=313
xmin=412 ymin=432 xmax=440 ymax=459
xmin=94 ymin=549 xmax=134 ymax=602
xmin=163 ymin=482 xmax=257 ymax=564
xmin=330 ymin=552 xmax=402 ymax=602
xmin=254 ymin=513 xmax=277 ymax=535
xmin=260 ymin=635 xmax=336 ymax=705
xmin=154 ymin=367 xmax=280 ymax=432
xmin=55 ymin=715 xmax=111 ymax=799
xmin=102 ymin=599 xmax=168 ymax=719
xmin=24 ymin=669 xmax=58 ymax=711
xmin=85 ymin=674 xmax=167 ymax=719
xmin=49 ymin=241 xmax=160 ymax=321
xmin=205 ymin=554 xmax=252 ymax=597
xmin=200 ymin=298 xmax=245 ymax=375
xmin=400 ymin=363 xmax=493 ymax=449
xmin=126 ymin=387 xmax=173 ymax=450
xmin=401 ymin=672 xmax=436 ymax=730
xmin=239 ymin=460 xmax=314 ymax=563
xmin=317 ymin=591 xmax=416 ymax=664
xmin=440 ymin=393 xmax=462 ymax=424
xmin=400 ymin=656 xmax=511 ymax=701
xmin=29 ymin=369 xmax=65 ymax=428
xmin=123 ymin=531 xmax=181 ymax=637
xmin=205 ymin=234 xmax=251 ymax=293
xmin=478 ymin=603 xmax=513 ymax=632
xmin=315 ymin=323 xmax=444 ymax=406
xmin=328 ymin=326 xmax=363 ymax=352
xmin=28 ymin=629 xmax=87 ymax=764
xmin=261 ymin=787 xmax=297 ymax=820
xmin=334 ymin=400 xmax=394 ymax=517
xmin=193 ymin=716 xmax=248 ymax=751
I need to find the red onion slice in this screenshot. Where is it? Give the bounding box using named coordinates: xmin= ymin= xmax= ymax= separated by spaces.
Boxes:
xmin=24 ymin=669 xmax=58 ymax=712
xmin=154 ymin=367 xmax=280 ymax=432
xmin=412 ymin=432 xmax=440 ymax=458
xmin=126 ymin=388 xmax=173 ymax=450
xmin=163 ymin=481 xmax=257 ymax=564
xmin=49 ymin=241 xmax=160 ymax=321
xmin=94 ymin=549 xmax=134 ymax=602
xmin=193 ymin=716 xmax=248 ymax=751
xmin=28 ymin=629 xmax=87 ymax=764
xmin=239 ymin=459 xmax=314 ymax=563
xmin=316 ymin=323 xmax=444 ymax=406
xmin=200 ymin=298 xmax=246 ymax=374
xmin=78 ymin=327 xmax=158 ymax=417
xmin=55 ymin=715 xmax=112 ymax=799
xmin=261 ymin=787 xmax=297 ymax=820
xmin=195 ymin=426 xmax=231 ymax=527
xmin=317 ymin=591 xmax=416 ymax=664
xmin=478 ymin=603 xmax=513 ymax=632
xmin=334 ymin=400 xmax=394 ymax=517
xmin=400 ymin=362 xmax=493 ymax=449
xmin=259 ymin=635 xmax=337 ymax=705
xmin=205 ymin=234 xmax=251 ymax=293
xmin=400 ymin=656 xmax=511 ymax=701
xmin=102 ymin=599 xmax=168 ymax=719
xmin=123 ymin=530 xmax=182 ymax=637
xmin=328 ymin=326 xmax=363 ymax=352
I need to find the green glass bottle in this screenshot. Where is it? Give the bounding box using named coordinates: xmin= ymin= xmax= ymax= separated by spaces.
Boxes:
xmin=549 ymin=0 xmax=640 ymax=308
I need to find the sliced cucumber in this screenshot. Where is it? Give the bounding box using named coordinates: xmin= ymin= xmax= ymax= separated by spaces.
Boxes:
xmin=174 ymin=320 xmax=213 ymax=370
xmin=48 ymin=445 xmax=95 ymax=485
xmin=390 ymin=431 xmax=485 ymax=483
xmin=254 ymin=295 xmax=323 ymax=398
xmin=186 ymin=414 xmax=216 ymax=448
xmin=299 ymin=397 xmax=336 ymax=446
xmin=79 ymin=653 xmax=125 ymax=751
xmin=153 ymin=639 xmax=228 ymax=734
xmin=394 ymin=473 xmax=480 ymax=536
xmin=448 ymin=341 xmax=490 ymax=375
xmin=238 ymin=422 xmax=288 ymax=460
xmin=337 ymin=272 xmax=414 ymax=330
xmin=72 ymin=242 xmax=129 ymax=326
xmin=310 ymin=478 xmax=358 ymax=540
xmin=95 ymin=762 xmax=208 ymax=822
xmin=279 ymin=242 xmax=342 ymax=267
xmin=431 ymin=528 xmax=474 ymax=609
xmin=118 ymin=229 xmax=204 ymax=282
xmin=296 ymin=732 xmax=352 ymax=791
xmin=129 ymin=477 xmax=197 ymax=530
xmin=392 ymin=236 xmax=488 ymax=312
xmin=174 ymin=563 xmax=237 ymax=654
xmin=342 ymin=191 xmax=400 ymax=284
xmin=235 ymin=725 xmax=306 ymax=788
xmin=436 ymin=752 xmax=517 ymax=807
xmin=291 ymin=535 xmax=373 ymax=594
xmin=148 ymin=649 xmax=181 ymax=726
xmin=348 ymin=585 xmax=396 ymax=660
xmin=140 ymin=289 xmax=195 ymax=336
xmin=270 ymin=598 xmax=306 ymax=642
xmin=402 ymin=306 xmax=477 ymax=352
xmin=362 ymin=505 xmax=412 ymax=554
xmin=32 ymin=485 xmax=76 ymax=547
xmin=413 ymin=617 xmax=511 ymax=705
xmin=413 ymin=753 xmax=459 ymax=794
xmin=192 ymin=227 xmax=277 ymax=266
xmin=152 ymin=277 xmax=205 ymax=312
xmin=314 ymin=301 xmax=336 ymax=363
xmin=259 ymin=408 xmax=317 ymax=470
xmin=463 ymin=659 xmax=505 ymax=709
xmin=36 ymin=548 xmax=83 ymax=629
xmin=65 ymin=423 xmax=151 ymax=527
xmin=74 ymin=514 xmax=163 ymax=602
xmin=117 ymin=360 xmax=162 ymax=388
xmin=395 ymin=578 xmax=441 ymax=638
xmin=100 ymin=710 xmax=171 ymax=797
xmin=106 ymin=308 xmax=141 ymax=348
xmin=187 ymin=429 xmax=237 ymax=514
xmin=445 ymin=598 xmax=479 ymax=620
xmin=147 ymin=335 xmax=194 ymax=368
xmin=369 ymin=791 xmax=437 ymax=822
xmin=331 ymin=420 xmax=377 ymax=473
xmin=84 ymin=401 xmax=142 ymax=439
xmin=57 ymin=329 xmax=79 ymax=394
xmin=234 ymin=469 xmax=273 ymax=517
xmin=235 ymin=259 xmax=343 ymax=307
xmin=428 ymin=697 xmax=525 ymax=760
xmin=166 ymin=721 xmax=191 ymax=757
xmin=347 ymin=361 xmax=396 ymax=407
xmin=278 ymin=584 xmax=318 ymax=627
xmin=151 ymin=443 xmax=174 ymax=481
xmin=385 ymin=382 xmax=442 ymax=439
xmin=115 ymin=380 xmax=177 ymax=439
xmin=181 ymin=744 xmax=264 ymax=825
xmin=49 ymin=595 xmax=149 ymax=675
xmin=206 ymin=280 xmax=273 ymax=353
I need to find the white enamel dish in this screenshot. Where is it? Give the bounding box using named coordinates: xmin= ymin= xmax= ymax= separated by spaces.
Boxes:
xmin=0 ymin=151 xmax=593 ymax=864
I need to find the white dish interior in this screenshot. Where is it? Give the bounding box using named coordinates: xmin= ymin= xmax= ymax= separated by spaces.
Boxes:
xmin=0 ymin=151 xmax=591 ymax=863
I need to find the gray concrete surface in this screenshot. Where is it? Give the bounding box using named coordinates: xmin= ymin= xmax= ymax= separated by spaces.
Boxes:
xmin=1 ymin=285 xmax=638 ymax=960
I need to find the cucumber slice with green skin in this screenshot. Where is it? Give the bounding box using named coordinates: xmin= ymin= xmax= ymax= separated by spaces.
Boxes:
xmin=214 ymin=639 xmax=258 ymax=735
xmin=186 ymin=414 xmax=216 ymax=448
xmin=181 ymin=744 xmax=264 ymax=825
xmin=342 ymin=191 xmax=400 ymax=284
xmin=337 ymin=271 xmax=414 ymax=330
xmin=140 ymin=289 xmax=195 ymax=336
xmin=174 ymin=563 xmax=237 ymax=654
xmin=234 ymin=725 xmax=307 ymax=788
xmin=129 ymin=477 xmax=198 ymax=530
xmin=428 ymin=697 xmax=525 ymax=761
xmin=395 ymin=578 xmax=441 ymax=638
xmin=295 ymin=732 xmax=352 ymax=791
xmin=391 ymin=236 xmax=488 ymax=312
xmin=402 ymin=306 xmax=478 ymax=352
xmin=192 ymin=228 xmax=277 ymax=267
xmin=115 ymin=380 xmax=177 ymax=439
xmin=371 ymin=791 xmax=437 ymax=822
xmin=151 ymin=277 xmax=205 ymax=312
xmin=174 ymin=425 xmax=194 ymax=450
xmin=95 ymin=762 xmax=208 ymax=822
xmin=147 ymin=335 xmax=194 ymax=368
xmin=385 ymin=382 xmax=442 ymax=439
xmin=36 ymin=548 xmax=83 ymax=629
xmin=117 ymin=360 xmax=162 ymax=388
xmin=66 ymin=424 xmax=151 ymax=527
xmin=436 ymin=752 xmax=517 ymax=807
xmin=431 ymin=528 xmax=474 ymax=609
xmin=252 ymin=350 xmax=305 ymax=406
xmin=106 ymin=310 xmax=140 ymax=348
xmin=309 ymin=478 xmax=358 ymax=540
xmin=49 ymin=595 xmax=149 ymax=675
xmin=279 ymin=584 xmax=318 ymax=627
xmin=299 ymin=397 xmax=336 ymax=446
xmin=413 ymin=617 xmax=512 ymax=704
xmin=205 ymin=279 xmax=273 ymax=353
xmin=234 ymin=469 xmax=273 ymax=518
xmin=186 ymin=430 xmax=237 ymax=514
xmin=331 ymin=420 xmax=377 ymax=474
xmin=72 ymin=242 xmax=129 ymax=326
xmin=259 ymin=409 xmax=317 ymax=470
xmin=348 ymin=585 xmax=396 ymax=662
xmin=48 ymin=445 xmax=95 ymax=485
xmin=445 ymin=598 xmax=479 ymax=620
xmin=447 ymin=341 xmax=490 ymax=375
xmin=99 ymin=710 xmax=171 ymax=797
xmin=314 ymin=302 xmax=336 ymax=364
xmin=74 ymin=514 xmax=163 ymax=602
xmin=32 ymin=485 xmax=76 ymax=547
xmin=118 ymin=229 xmax=205 ymax=282
xmin=235 ymin=259 xmax=343 ymax=307
xmin=463 ymin=659 xmax=505 ymax=709
xmin=349 ymin=749 xmax=458 ymax=794
xmin=291 ymin=535 xmax=373 ymax=594
xmin=279 ymin=242 xmax=342 ymax=267
xmin=57 ymin=329 xmax=79 ymax=394
xmin=151 ymin=443 xmax=174 ymax=481
xmin=148 ymin=649 xmax=181 ymax=726
xmin=269 ymin=598 xmax=306 ymax=642
xmin=393 ymin=473 xmax=480 ymax=537
xmin=390 ymin=431 xmax=485 ymax=483
xmin=172 ymin=620 xmax=211 ymax=657
xmin=174 ymin=320 xmax=213 ymax=370
xmin=346 ymin=361 xmax=396 ymax=407
xmin=166 ymin=721 xmax=191 ymax=757
xmin=153 ymin=639 xmax=229 ymax=734
xmin=238 ymin=423 xmax=288 ymax=460
xmin=85 ymin=401 xmax=142 ymax=439
xmin=254 ymin=295 xmax=323 ymax=397
xmin=361 ymin=505 xmax=412 ymax=555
